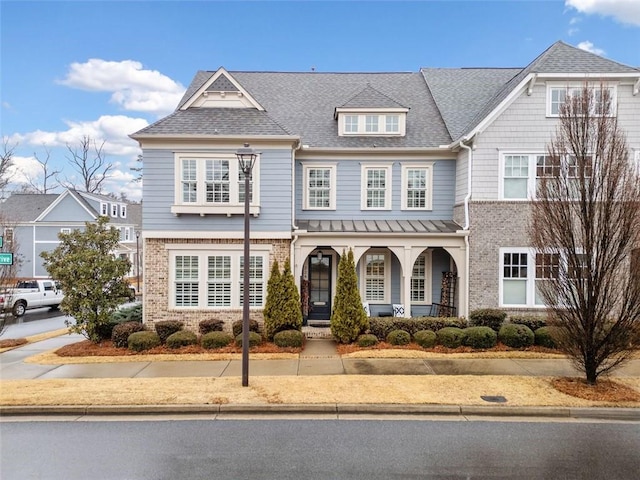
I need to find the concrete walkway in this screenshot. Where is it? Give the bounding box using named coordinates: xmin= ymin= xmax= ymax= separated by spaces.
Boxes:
xmin=2 ymin=335 xmax=640 ymax=381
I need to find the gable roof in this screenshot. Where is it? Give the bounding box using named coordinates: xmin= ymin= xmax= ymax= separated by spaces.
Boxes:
xmin=0 ymin=194 xmax=59 ymax=222
xmin=338 ymin=84 xmax=408 ymax=109
xmin=424 ymin=41 xmax=640 ymax=143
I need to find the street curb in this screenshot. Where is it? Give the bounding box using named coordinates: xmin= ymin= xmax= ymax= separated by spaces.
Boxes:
xmin=1 ymin=404 xmax=638 ymax=420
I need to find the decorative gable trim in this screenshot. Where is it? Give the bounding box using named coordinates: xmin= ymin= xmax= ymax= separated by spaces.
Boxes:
xmin=180 ymin=67 xmax=264 ymax=111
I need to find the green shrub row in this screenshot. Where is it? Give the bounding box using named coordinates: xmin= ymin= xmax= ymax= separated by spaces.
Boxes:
xmin=368 ymin=317 xmax=466 ymax=341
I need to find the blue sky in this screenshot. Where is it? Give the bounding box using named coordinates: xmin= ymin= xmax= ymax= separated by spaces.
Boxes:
xmin=2 ymin=0 xmax=639 ymax=201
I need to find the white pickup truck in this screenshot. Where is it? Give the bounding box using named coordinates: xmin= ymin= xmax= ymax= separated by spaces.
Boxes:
xmin=0 ymin=279 xmax=64 ymax=317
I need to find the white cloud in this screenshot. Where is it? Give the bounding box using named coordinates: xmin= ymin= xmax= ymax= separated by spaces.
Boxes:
xmin=59 ymin=59 xmax=186 ymax=116
xmin=9 ymin=115 xmax=149 ymax=157
xmin=566 ymin=0 xmax=640 ymax=26
xmin=576 ymin=40 xmax=606 ymax=55
xmin=7 ymin=155 xmax=42 ymax=185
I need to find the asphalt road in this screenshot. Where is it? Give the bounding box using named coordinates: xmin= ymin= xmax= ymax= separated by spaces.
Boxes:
xmin=1 ymin=418 xmax=639 ymax=479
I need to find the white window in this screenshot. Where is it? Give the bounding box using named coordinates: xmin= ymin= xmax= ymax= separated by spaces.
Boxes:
xmin=100 ymin=203 xmax=108 ymax=216
xmin=503 ymin=155 xmax=530 ymax=199
xmin=500 ymin=248 xmax=577 ymax=307
xmin=4 ymin=228 xmax=14 ymax=245
xmin=547 ymin=84 xmax=616 ymax=117
xmin=110 ymin=204 xmax=118 ymax=217
xmin=303 ymin=165 xmax=336 ymax=210
xmin=338 ymin=111 xmax=407 ymax=136
xmin=401 ymin=164 xmax=433 ymax=210
xmin=361 ymin=165 xmax=391 ymax=210
xmin=60 ymin=228 xmax=71 ymax=235
xmin=120 ymin=205 xmax=127 ymax=218
xmin=410 ymin=252 xmax=433 ymax=304
xmin=344 ymin=115 xmax=359 ymax=133
xmin=173 ymin=154 xmax=260 ymax=215
xmin=362 ymin=251 xmax=389 ymax=303
xmin=124 ymin=227 xmax=131 ymax=241
xmin=169 ymin=247 xmax=268 ymax=309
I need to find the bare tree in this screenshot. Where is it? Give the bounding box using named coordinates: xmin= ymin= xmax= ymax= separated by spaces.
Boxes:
xmin=25 ymin=146 xmax=61 ymax=194
xmin=62 ymin=135 xmax=113 ymax=193
xmin=0 ymin=138 xmax=16 ymax=192
xmin=131 ymin=153 xmax=143 ymax=183
xmin=530 ymin=84 xmax=640 ymax=384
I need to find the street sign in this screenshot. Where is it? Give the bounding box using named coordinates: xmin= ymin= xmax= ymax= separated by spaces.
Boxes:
xmin=0 ymin=253 xmax=13 ymax=265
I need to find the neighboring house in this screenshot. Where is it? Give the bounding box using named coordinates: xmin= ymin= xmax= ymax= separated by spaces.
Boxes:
xmin=0 ymin=189 xmax=142 ymax=280
xmin=131 ymin=41 xmax=640 ymax=330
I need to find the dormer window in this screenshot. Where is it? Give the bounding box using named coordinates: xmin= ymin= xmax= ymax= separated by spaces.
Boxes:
xmin=336 ymin=110 xmax=407 ymax=136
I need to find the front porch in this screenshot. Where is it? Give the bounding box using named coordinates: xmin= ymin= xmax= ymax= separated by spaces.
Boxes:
xmin=293 ymin=219 xmax=468 ymax=321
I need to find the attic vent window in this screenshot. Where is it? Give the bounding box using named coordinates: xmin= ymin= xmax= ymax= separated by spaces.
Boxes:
xmin=336 ymin=110 xmax=407 ymax=137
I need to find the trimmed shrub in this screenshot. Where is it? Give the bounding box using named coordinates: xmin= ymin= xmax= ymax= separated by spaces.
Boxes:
xmin=510 ymin=315 xmax=547 ymax=332
xmin=235 ymin=331 xmax=262 ymax=348
xmin=469 ymin=308 xmax=507 ymax=331
xmin=155 ymin=320 xmax=184 ymax=344
xmin=232 ymin=319 xmax=261 ymax=338
xmin=264 ymin=260 xmax=303 ymax=341
xmin=331 ymin=249 xmax=369 ymax=343
xmin=436 ymin=327 xmax=465 ymax=348
xmin=201 ymin=331 xmax=234 ymax=349
xmin=368 ymin=316 xmax=466 ymax=341
xmin=413 ymin=330 xmax=437 ymax=348
xmin=128 ymin=331 xmax=161 ymax=352
xmin=462 ymin=326 xmax=497 ymax=349
xmin=111 ymin=321 xmax=145 ymax=348
xmin=357 ymin=334 xmax=379 ymax=347
xmin=534 ymin=327 xmax=556 ymax=348
xmin=386 ymin=329 xmax=411 ymax=346
xmin=166 ymin=330 xmax=198 ymax=349
xmin=499 ymin=324 xmax=535 ymax=348
xmin=273 ymin=330 xmax=304 ymax=348
xmin=97 ymin=304 xmax=143 ymax=340
xmin=199 ymin=319 xmax=225 ymax=335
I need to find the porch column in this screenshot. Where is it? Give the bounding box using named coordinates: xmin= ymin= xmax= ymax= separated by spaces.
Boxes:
xmin=443 ymin=245 xmax=468 ymax=318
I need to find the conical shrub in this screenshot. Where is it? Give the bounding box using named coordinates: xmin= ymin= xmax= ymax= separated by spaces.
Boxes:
xmin=330 ymin=249 xmax=368 ymax=343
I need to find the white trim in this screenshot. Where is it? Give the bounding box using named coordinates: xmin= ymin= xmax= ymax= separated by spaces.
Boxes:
xmin=166 ymin=243 xmax=272 ymax=252
xmin=120 ymin=205 xmax=127 ymax=218
xmin=499 ymin=247 xmax=551 ymax=308
xmin=337 ymin=112 xmax=407 ymax=137
xmin=361 ymin=163 xmax=392 ymax=210
xmin=302 ymin=164 xmax=337 ymax=210
xmin=401 ymin=163 xmax=434 ymax=210
xmin=410 ymin=250 xmax=433 ymax=305
xmin=180 ymin=67 xmax=265 ymax=111
xmin=167 ymin=247 xmax=269 ymax=310
xmin=101 ymin=202 xmax=108 ymax=216
xmin=144 ymin=230 xmax=292 ymax=240
xmin=34 ymin=189 xmax=97 ymax=222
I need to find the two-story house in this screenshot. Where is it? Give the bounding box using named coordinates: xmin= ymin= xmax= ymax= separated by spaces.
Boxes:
xmin=1 ymin=189 xmax=142 ymax=280
xmin=131 ymin=41 xmax=639 ymax=331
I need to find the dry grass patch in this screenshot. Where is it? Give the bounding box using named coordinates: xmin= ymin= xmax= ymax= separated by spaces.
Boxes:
xmin=0 ymin=328 xmax=70 ymax=353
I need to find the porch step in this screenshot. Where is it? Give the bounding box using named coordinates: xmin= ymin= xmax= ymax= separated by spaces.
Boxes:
xmin=302 ymin=325 xmax=332 ymax=339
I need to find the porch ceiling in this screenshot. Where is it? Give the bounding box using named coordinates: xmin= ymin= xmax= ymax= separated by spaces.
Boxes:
xmin=296 ymin=219 xmax=461 ymax=234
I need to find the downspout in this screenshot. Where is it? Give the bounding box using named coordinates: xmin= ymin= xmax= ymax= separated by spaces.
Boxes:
xmin=290 ymin=141 xmax=302 ymax=282
xmin=459 ymin=137 xmax=473 ymax=318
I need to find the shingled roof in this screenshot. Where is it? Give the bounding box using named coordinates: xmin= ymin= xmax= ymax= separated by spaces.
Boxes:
xmin=0 ymin=194 xmax=58 ymax=222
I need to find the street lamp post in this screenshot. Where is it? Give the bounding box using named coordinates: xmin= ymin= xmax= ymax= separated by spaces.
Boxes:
xmin=236 ymin=143 xmax=258 ymax=387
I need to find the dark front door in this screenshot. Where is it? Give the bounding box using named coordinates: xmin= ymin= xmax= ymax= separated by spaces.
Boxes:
xmin=308 ymin=255 xmax=331 ymax=320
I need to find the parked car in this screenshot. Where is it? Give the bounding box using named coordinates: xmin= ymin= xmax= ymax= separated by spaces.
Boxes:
xmin=0 ymin=279 xmax=64 ymax=317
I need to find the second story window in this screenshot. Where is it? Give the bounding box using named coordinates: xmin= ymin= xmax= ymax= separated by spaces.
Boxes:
xmin=361 ymin=165 xmax=391 ymax=210
xmin=303 ymin=165 xmax=336 ymax=210
xmin=338 ymin=111 xmax=407 ymax=136
xmin=120 ymin=205 xmax=127 ymax=218
xmin=101 ymin=203 xmax=108 ymax=216
xmin=547 ymin=84 xmax=616 ymax=117
xmin=402 ymin=164 xmax=433 ymax=210
xmin=173 ymin=154 xmax=261 ymax=215
xmin=110 ymin=204 xmax=118 ymax=217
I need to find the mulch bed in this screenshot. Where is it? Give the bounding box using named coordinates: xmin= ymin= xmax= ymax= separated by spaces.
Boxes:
xmin=55 ymin=339 xmax=301 ymax=357
xmin=552 ymin=377 xmax=640 ymax=402
xmin=0 ymin=338 xmax=28 ymax=348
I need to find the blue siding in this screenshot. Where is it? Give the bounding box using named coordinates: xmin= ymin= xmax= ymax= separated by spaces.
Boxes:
xmin=296 ymin=159 xmax=456 ymax=220
xmin=40 ymin=195 xmax=94 ymax=222
xmin=143 ymin=148 xmax=293 ymax=232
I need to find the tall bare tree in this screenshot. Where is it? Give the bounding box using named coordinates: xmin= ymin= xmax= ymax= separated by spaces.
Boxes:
xmin=62 ymin=135 xmax=113 ymax=193
xmin=0 ymin=138 xmax=16 ymax=192
xmin=0 ymin=213 xmax=21 ymax=336
xmin=530 ymin=84 xmax=640 ymax=384
xmin=25 ymin=146 xmax=61 ymax=194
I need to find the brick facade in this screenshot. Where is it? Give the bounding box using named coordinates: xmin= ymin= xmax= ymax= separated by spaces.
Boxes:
xmin=142 ymin=237 xmax=291 ymax=333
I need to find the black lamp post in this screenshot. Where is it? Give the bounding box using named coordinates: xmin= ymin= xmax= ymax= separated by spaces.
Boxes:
xmin=236 ymin=143 xmax=258 ymax=387
xmin=135 ymin=230 xmax=140 ymax=294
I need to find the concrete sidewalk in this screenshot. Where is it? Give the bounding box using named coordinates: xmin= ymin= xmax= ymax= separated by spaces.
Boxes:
xmin=2 ymin=335 xmax=640 ymax=381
